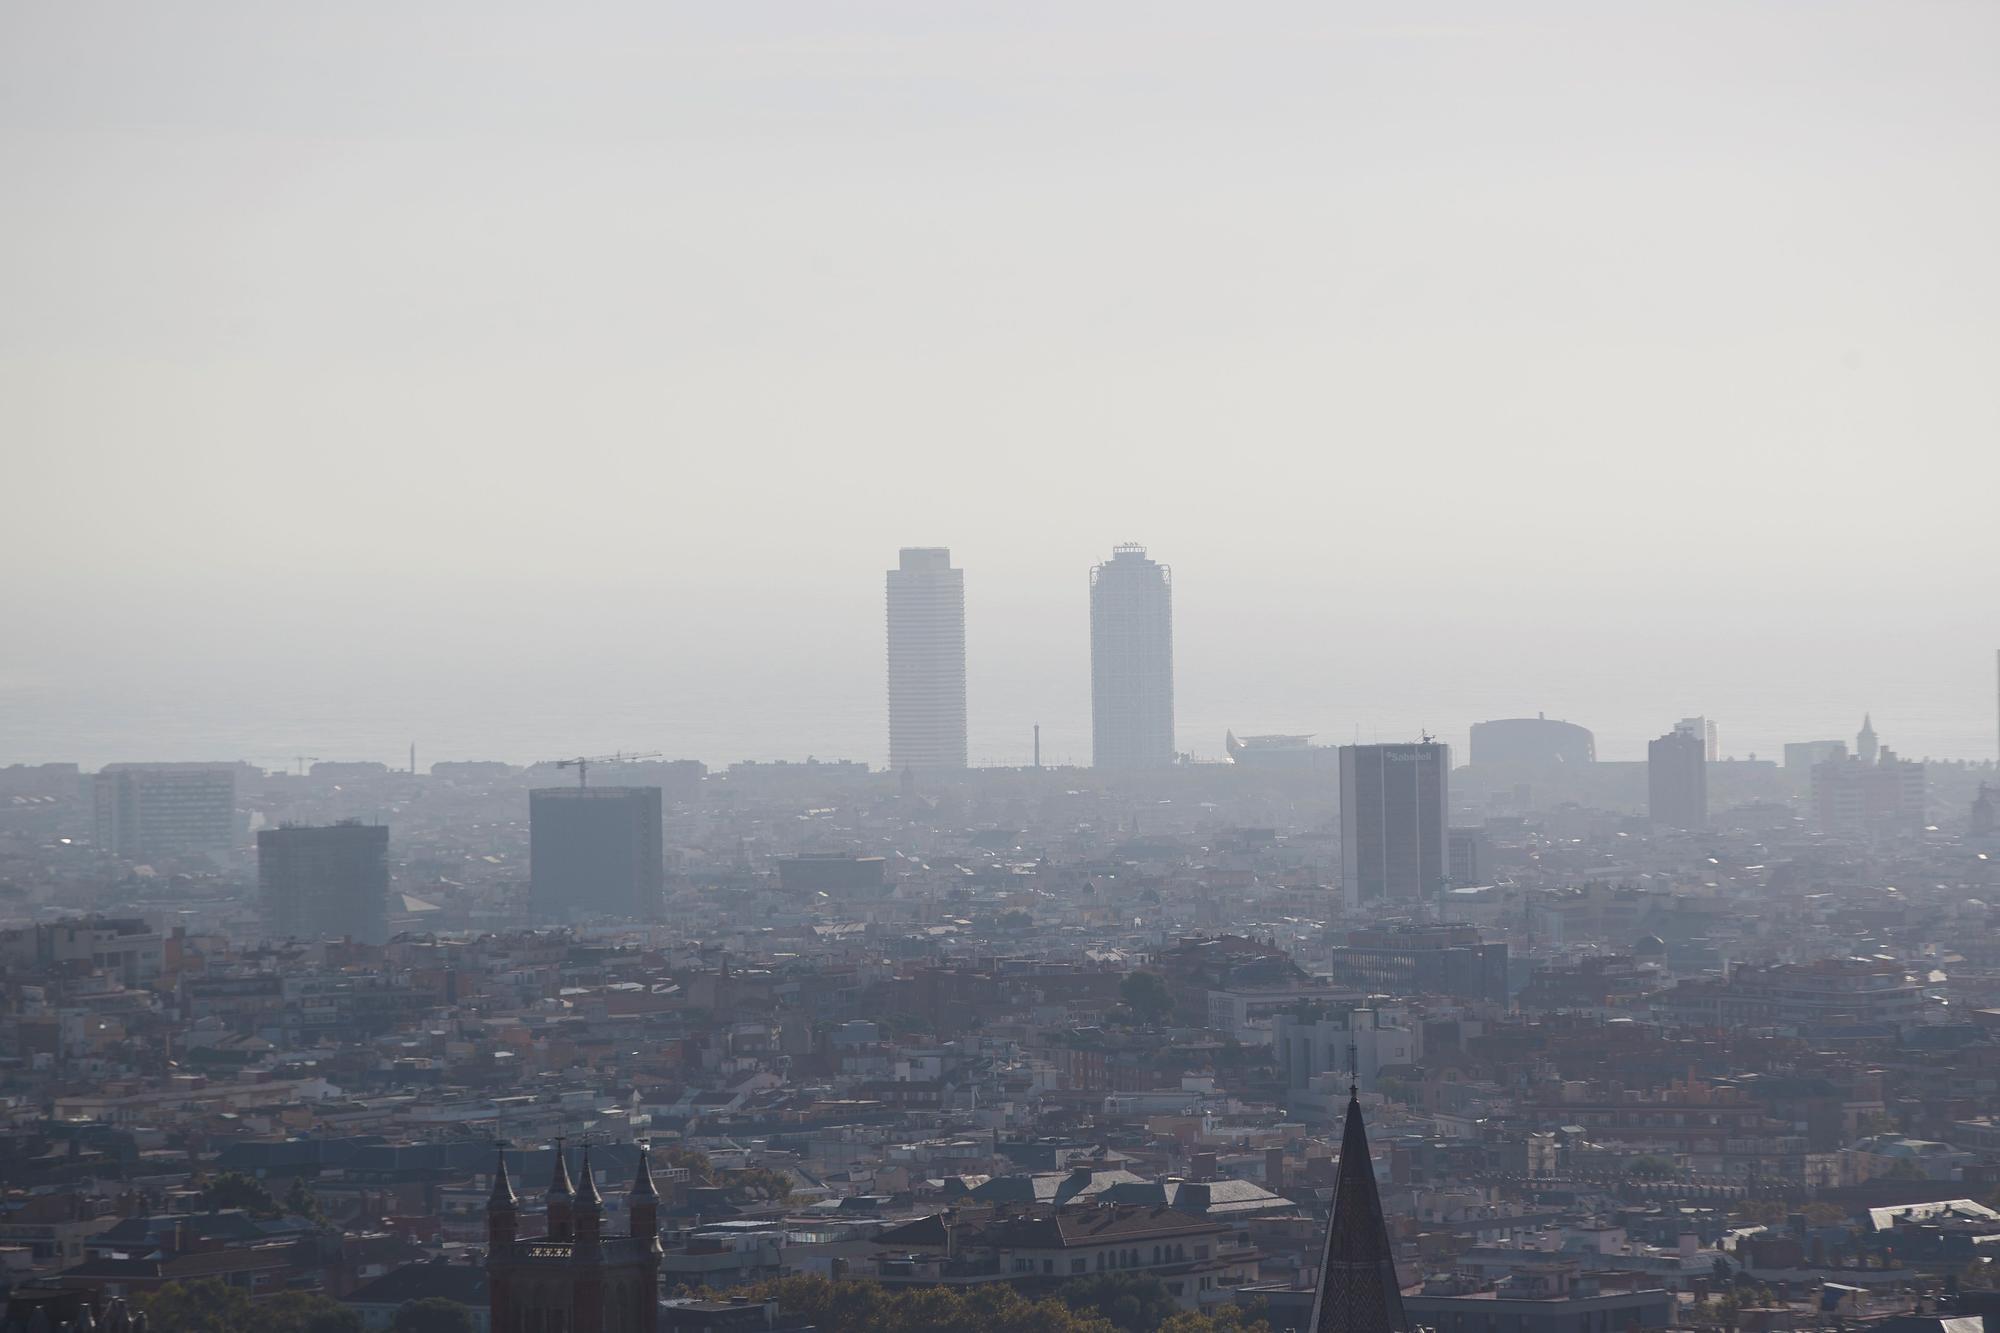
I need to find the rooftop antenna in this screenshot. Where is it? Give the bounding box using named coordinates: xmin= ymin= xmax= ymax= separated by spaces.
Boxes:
xmin=1348 ymin=1034 xmax=1359 ymax=1097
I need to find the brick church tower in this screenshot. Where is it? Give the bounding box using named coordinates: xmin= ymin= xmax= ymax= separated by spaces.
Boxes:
xmin=488 ymin=1141 xmax=662 ymax=1333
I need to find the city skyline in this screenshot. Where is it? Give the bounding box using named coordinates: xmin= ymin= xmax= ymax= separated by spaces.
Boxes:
xmin=5 ymin=2 xmax=1997 ymax=777
xmin=4 ymin=7 xmax=1998 ymax=1333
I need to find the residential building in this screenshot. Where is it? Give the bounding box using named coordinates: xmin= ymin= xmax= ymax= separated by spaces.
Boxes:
xmin=91 ymin=763 xmax=237 ymax=857
xmin=1090 ymin=543 xmax=1174 ymax=770
xmin=1325 ymin=924 xmax=1508 ymax=1003
xmin=1275 ymin=1006 xmax=1420 ymax=1104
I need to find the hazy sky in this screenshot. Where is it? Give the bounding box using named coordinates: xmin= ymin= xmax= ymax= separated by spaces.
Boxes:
xmin=4 ymin=1 xmax=1997 ymax=770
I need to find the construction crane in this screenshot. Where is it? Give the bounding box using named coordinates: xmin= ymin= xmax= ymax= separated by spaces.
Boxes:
xmin=551 ymin=751 xmax=663 ymax=789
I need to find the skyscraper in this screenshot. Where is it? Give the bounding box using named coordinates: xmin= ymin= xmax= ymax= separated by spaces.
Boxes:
xmin=1089 ymin=543 xmax=1174 ymax=769
xmin=1648 ymin=727 xmax=1707 ymax=830
xmin=885 ymin=547 xmax=968 ymax=771
xmin=258 ymin=820 xmax=390 ymax=945
xmin=1339 ymin=742 xmax=1450 ymax=905
xmin=529 ymin=787 xmax=665 ymax=921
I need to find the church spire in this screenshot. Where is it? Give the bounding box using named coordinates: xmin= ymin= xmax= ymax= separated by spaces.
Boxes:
xmin=1309 ymin=1090 xmax=1408 ymax=1333
xmin=545 ymin=1137 xmax=575 ymax=1239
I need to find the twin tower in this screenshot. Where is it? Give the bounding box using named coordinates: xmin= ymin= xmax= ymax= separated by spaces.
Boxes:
xmin=486 ymin=1142 xmax=662 ymax=1333
xmin=887 ymin=543 xmax=1175 ymax=772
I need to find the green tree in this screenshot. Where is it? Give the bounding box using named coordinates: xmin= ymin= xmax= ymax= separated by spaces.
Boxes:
xmin=1119 ymin=971 xmax=1173 ymax=1025
xmin=1731 ymin=1199 xmax=1788 ymax=1228
xmin=1058 ymin=1272 xmax=1179 ymax=1333
xmin=137 ymin=1281 xmax=358 ymax=1333
xmin=1626 ymin=1155 xmax=1675 ymax=1179
xmin=720 ymin=1273 xmax=1268 ymax=1333
xmin=283 ymin=1174 xmax=329 ymax=1225
xmin=199 ymin=1170 xmax=281 ymax=1218
xmin=267 ymin=1292 xmax=362 ymax=1333
xmin=138 ymin=1280 xmax=255 ymax=1333
xmin=390 ymin=1298 xmax=476 ymax=1333
xmin=1881 ymin=1158 xmax=1928 ymax=1181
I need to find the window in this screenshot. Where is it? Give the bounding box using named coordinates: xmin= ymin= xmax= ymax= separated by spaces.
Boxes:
xmin=1072 ymin=1259 xmax=1087 ymax=1274
xmin=1043 ymin=1259 xmax=1054 ymax=1275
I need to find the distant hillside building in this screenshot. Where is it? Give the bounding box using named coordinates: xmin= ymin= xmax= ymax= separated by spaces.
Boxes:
xmin=529 ymin=787 xmax=665 ymax=921
xmin=1812 ymin=727 xmax=1925 ymax=838
xmin=1339 ymin=742 xmax=1450 ymax=905
xmin=1646 ymin=729 xmax=1706 ymax=831
xmin=1467 ymin=716 xmax=1595 ymax=768
xmin=1784 ymin=740 xmax=1847 ymax=773
xmin=92 ymin=762 xmax=238 ymax=857
xmin=259 ymin=820 xmax=390 ymax=944
xmin=1225 ymin=732 xmax=1337 ymax=773
xmin=776 ymin=853 xmax=887 ymax=898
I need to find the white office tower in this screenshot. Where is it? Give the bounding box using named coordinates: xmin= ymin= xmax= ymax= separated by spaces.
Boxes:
xmin=886 ymin=547 xmax=968 ymax=771
xmin=1090 ymin=543 xmax=1175 ymax=770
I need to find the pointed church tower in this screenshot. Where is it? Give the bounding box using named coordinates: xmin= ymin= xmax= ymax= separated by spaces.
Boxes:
xmin=1309 ymin=1089 xmax=1408 ymax=1333
xmin=545 ymin=1138 xmax=575 ymax=1240
xmin=488 ymin=1145 xmax=518 ymax=1250
xmin=574 ymin=1143 xmax=604 ymax=1250
xmin=629 ymin=1142 xmax=661 ymax=1247
xmin=1858 ymin=714 xmax=1879 ymax=766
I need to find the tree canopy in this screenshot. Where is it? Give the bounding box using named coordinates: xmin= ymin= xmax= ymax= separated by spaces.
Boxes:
xmin=1119 ymin=971 xmax=1174 ymax=1025
xmin=720 ymin=1272 xmax=1270 ymax=1333
xmin=197 ymin=1171 xmax=281 ymax=1219
xmin=391 ymin=1298 xmax=476 ymax=1333
xmin=138 ymin=1281 xmax=358 ymax=1333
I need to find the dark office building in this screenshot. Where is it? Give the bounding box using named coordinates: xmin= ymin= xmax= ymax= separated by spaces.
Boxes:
xmin=529 ymin=787 xmax=665 ymax=922
xmin=1339 ymin=741 xmax=1450 ymax=905
xmin=259 ymin=820 xmax=390 ymax=944
xmin=1327 ymin=924 xmax=1509 ymax=1003
xmin=1446 ymin=826 xmax=1489 ymax=886
xmin=1647 ymin=728 xmax=1707 ymax=831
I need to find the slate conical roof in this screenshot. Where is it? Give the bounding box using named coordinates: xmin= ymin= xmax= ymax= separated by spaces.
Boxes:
xmin=489 ymin=1145 xmax=518 ymax=1210
xmin=1309 ymin=1090 xmax=1408 ymax=1333
xmin=546 ymin=1140 xmax=575 ymax=1200
xmin=575 ymin=1143 xmax=603 ymax=1208
xmin=629 ymin=1142 xmax=659 ymax=1200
